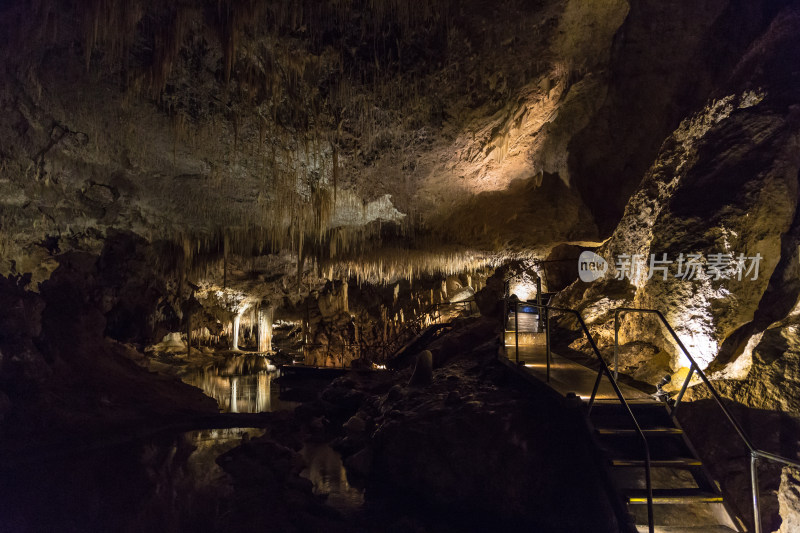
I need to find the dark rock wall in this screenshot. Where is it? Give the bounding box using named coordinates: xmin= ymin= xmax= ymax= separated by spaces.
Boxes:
xmin=0 ymin=232 xmax=215 ymax=437
xmin=568 ymin=0 xmax=794 ymax=234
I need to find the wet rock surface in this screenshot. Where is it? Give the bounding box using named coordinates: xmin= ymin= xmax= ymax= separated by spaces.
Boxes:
xmin=215 ymin=318 xmax=618 ymax=533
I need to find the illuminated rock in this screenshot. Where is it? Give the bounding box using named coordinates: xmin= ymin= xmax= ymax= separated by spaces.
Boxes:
xmin=775 ymin=467 xmax=800 ymax=533
xmin=557 ymin=7 xmax=800 ymax=384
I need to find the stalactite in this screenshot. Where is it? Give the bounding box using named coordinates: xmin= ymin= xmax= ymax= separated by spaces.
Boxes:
xmin=258 ymin=304 xmax=274 ymax=353
xmin=231 ymin=314 xmax=241 ymax=351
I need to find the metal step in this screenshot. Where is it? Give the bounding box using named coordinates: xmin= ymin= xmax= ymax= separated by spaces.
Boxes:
xmin=591 ymin=398 xmax=661 ymax=405
xmin=597 ymin=427 xmax=683 ymax=436
xmin=626 ymin=489 xmax=723 ymax=505
xmin=589 ymin=405 xmax=674 ymax=429
xmin=635 ymin=526 xmax=738 ymax=533
xmin=611 ymin=457 xmax=702 ymax=468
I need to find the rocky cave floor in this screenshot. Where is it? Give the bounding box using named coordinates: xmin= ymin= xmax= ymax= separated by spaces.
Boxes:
xmin=1 ymin=316 xmax=623 ymax=533
xmin=1 ymin=288 xmax=799 ymax=532
xmin=208 ymin=316 xmax=617 ymax=533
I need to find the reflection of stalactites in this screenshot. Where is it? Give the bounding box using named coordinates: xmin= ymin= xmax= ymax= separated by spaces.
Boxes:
xmin=230 ymin=376 xmax=238 ymax=413
xmin=256 ymin=372 xmax=270 ymax=412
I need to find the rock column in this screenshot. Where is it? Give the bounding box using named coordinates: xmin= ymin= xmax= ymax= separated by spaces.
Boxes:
xmin=232 ymin=314 xmax=241 ymax=351
xmin=257 ymin=305 xmax=274 ymax=352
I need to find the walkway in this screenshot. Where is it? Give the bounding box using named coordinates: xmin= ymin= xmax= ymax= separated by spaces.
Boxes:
xmin=503 ymin=342 xmax=651 ymax=402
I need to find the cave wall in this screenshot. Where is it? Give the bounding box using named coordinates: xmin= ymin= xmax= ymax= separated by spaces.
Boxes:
xmin=0 ymin=231 xmax=217 ymax=434
xmin=567 ymin=0 xmax=794 ymax=235
xmin=555 ymin=4 xmax=800 ymax=402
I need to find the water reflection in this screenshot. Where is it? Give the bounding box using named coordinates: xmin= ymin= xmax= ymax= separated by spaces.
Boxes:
xmin=0 ymin=428 xmax=264 ymax=533
xmin=300 ymin=443 xmax=364 ymax=514
xmin=185 ymin=427 xmax=265 ymax=482
xmin=182 ymin=355 xmax=296 ymax=413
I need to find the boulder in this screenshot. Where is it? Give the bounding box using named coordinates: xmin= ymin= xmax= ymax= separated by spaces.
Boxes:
xmin=343 ymin=415 xmax=366 ymax=434
xmin=408 ymin=350 xmax=433 ymax=387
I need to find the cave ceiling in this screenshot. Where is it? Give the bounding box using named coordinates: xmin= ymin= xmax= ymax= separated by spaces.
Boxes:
xmin=0 ymin=0 xmax=626 ymax=284
xmin=1 ymin=0 xmax=796 ymax=288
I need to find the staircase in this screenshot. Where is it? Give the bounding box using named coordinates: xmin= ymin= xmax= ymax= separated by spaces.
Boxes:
xmin=588 ymin=398 xmax=742 ymax=532
xmin=506 ymin=306 xmax=542 ymax=333
xmin=499 ymin=299 xmax=771 ymax=533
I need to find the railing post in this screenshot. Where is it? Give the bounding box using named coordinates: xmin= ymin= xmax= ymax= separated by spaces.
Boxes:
xmin=501 ymin=296 xmax=507 ymax=359
xmin=544 ymin=306 xmax=551 ymax=382
xmin=671 ymin=364 xmax=694 ymax=417
xmin=515 ymin=301 xmax=520 ymax=364
xmin=536 ymin=277 xmax=543 ymax=332
xmin=751 ymin=452 xmax=762 ymax=533
xmin=645 ymin=457 xmax=654 ymax=533
xmin=613 ymin=311 xmax=619 ymax=381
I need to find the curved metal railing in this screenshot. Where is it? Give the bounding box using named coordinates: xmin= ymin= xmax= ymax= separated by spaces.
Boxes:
xmin=614 ymin=307 xmax=800 ymax=533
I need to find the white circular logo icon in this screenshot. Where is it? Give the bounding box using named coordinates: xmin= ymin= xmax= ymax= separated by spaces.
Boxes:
xmin=578 ymin=251 xmax=608 ymax=282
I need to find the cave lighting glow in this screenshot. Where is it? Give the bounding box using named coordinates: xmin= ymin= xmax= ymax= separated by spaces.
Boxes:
xmin=509 ymin=279 xmax=538 ymax=301
xmin=674 ymin=329 xmax=718 ymax=371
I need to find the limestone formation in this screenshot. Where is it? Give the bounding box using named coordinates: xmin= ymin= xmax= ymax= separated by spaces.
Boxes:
xmin=775 ymin=468 xmax=800 ymax=533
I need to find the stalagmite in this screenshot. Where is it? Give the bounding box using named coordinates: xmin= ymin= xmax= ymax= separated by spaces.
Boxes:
xmin=409 ymin=350 xmax=433 ymax=387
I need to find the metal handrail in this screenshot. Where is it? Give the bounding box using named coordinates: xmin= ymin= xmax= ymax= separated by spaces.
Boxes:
xmin=505 ymin=299 xmax=655 ymax=532
xmin=303 ymin=299 xmax=478 ymax=365
xmin=377 ymin=298 xmax=476 ymax=358
xmin=614 ymin=307 xmax=800 ymax=533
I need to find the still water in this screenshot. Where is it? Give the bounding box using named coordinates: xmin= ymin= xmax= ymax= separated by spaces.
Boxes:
xmin=0 ymin=429 xmax=365 ymax=532
xmin=0 ymin=427 xmax=263 ymax=533
xmin=0 ymin=356 xmax=361 ymax=531
xmin=181 ymin=355 xmax=297 ymax=413
xmin=300 ymin=443 xmax=365 ymax=515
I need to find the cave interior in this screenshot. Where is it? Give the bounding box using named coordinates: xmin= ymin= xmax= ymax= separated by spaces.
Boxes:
xmin=1 ymin=1 xmax=800 ymax=532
